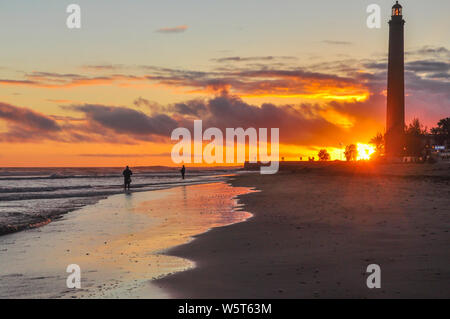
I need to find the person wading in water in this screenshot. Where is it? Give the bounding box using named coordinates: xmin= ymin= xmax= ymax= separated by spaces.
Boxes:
xmin=180 ymin=165 xmax=186 ymax=180
xmin=122 ymin=166 xmax=133 ymax=190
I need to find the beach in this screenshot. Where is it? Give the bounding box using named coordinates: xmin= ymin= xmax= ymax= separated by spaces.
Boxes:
xmin=1 ymin=162 xmax=449 ymax=299
xmin=0 ymin=182 xmax=254 ymax=298
xmin=156 ymin=162 xmax=450 ymax=298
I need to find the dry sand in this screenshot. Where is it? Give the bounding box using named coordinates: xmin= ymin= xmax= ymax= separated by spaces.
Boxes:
xmin=155 ymin=162 xmax=450 ymax=298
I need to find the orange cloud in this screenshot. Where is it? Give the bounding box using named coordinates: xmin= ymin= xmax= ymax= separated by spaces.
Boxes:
xmin=156 ymin=25 xmax=188 ymax=33
xmin=1 ymin=73 xmax=147 ymax=89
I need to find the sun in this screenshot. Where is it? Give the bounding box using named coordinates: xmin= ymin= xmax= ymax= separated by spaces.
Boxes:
xmin=357 ymin=143 xmax=376 ymax=161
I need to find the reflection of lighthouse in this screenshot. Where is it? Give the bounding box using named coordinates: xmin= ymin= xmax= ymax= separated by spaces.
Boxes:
xmin=385 ymin=1 xmax=405 ymax=159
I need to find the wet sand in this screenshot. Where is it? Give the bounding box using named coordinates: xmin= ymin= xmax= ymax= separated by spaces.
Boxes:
xmin=156 ymin=162 xmax=450 ymax=298
xmin=0 ymin=182 xmax=253 ymax=298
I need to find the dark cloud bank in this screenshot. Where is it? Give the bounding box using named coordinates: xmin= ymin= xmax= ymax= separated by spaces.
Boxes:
xmin=0 ymin=92 xmax=384 ymax=148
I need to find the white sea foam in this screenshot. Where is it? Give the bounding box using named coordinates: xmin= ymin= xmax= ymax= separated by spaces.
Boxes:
xmin=0 ymin=167 xmax=236 ymax=235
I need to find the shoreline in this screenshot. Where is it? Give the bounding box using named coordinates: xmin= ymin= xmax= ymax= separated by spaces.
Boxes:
xmin=155 ymin=163 xmax=450 ymax=298
xmin=0 ymin=175 xmax=231 ymax=237
xmin=0 ymin=181 xmax=254 ymax=298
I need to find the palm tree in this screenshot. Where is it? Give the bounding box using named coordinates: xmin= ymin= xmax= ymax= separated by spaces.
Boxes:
xmin=369 ymin=132 xmax=385 ymax=157
xmin=344 ymin=144 xmax=358 ymax=161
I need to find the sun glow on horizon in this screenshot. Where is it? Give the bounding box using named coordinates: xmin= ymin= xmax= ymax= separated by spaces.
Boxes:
xmin=356 ymin=143 xmax=376 ymax=161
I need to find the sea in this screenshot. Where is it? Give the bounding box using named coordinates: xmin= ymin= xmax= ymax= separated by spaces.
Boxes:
xmin=0 ymin=167 xmax=237 ymax=235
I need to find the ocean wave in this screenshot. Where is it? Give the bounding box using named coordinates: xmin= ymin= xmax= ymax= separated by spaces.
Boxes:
xmin=0 ymin=169 xmax=233 ymax=236
xmin=0 ymin=185 xmax=91 ymax=194
xmin=0 ymin=171 xmax=226 ymax=181
xmin=0 ymin=177 xmax=223 ymax=199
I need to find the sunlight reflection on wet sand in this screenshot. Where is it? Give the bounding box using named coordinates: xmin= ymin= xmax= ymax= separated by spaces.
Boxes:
xmin=0 ymin=182 xmax=255 ymax=298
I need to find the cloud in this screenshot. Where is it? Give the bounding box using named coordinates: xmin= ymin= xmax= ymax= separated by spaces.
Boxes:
xmin=406 ymin=46 xmax=450 ymax=59
xmin=0 ymin=102 xmax=60 ymax=132
xmin=77 ymin=153 xmax=170 ymax=158
xmin=0 ymin=102 xmax=61 ymax=142
xmin=0 ymin=81 xmax=444 ymax=153
xmin=405 ymin=60 xmax=450 ymax=73
xmin=47 ymin=99 xmax=76 ymax=104
xmin=212 ymin=56 xmax=297 ymax=63
xmin=0 ymin=44 xmax=448 ymax=146
xmin=0 ymin=72 xmax=146 ymax=89
xmin=0 ymin=102 xmax=168 ymax=144
xmin=156 ymin=25 xmax=188 ymax=33
xmin=142 ymin=65 xmax=369 ymax=101
xmin=0 ymin=90 xmax=384 ymax=148
xmin=322 ymin=40 xmax=353 ymax=46
xmin=0 ymin=79 xmax=39 ymax=86
xmin=362 ymin=50 xmax=450 ymax=102
xmin=427 ymin=73 xmax=450 ymax=80
xmin=67 ymin=104 xmax=179 ymax=138
xmin=3 ymin=45 xmax=446 ymax=108
xmin=82 ymin=64 xmax=125 ymax=71
xmin=132 ymin=92 xmax=384 ymax=147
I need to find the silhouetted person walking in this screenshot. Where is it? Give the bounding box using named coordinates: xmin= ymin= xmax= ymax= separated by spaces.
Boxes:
xmin=123 ymin=166 xmax=132 ymax=190
xmin=180 ymin=165 xmax=186 ymax=180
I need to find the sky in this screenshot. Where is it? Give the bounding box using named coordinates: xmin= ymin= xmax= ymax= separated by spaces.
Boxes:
xmin=0 ymin=0 xmax=449 ymax=166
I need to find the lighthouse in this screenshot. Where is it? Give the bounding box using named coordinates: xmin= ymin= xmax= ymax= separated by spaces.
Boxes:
xmin=385 ymin=1 xmax=405 ymax=159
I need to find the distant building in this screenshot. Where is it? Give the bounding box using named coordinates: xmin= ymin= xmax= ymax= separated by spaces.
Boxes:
xmin=403 ymin=134 xmax=450 ymax=163
xmin=422 ymin=135 xmax=450 ymax=162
